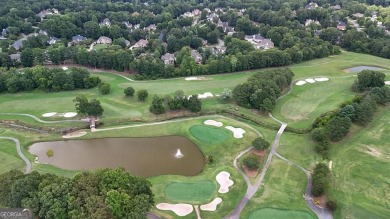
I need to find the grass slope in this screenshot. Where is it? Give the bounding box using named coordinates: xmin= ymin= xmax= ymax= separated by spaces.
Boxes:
xmin=329 ymin=107 xmax=390 ymax=219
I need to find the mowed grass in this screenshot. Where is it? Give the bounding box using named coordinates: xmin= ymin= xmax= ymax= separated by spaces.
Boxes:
xmin=0 ymin=139 xmax=25 ymax=174
xmin=248 ymin=208 xmax=315 ymax=219
xmin=241 ymin=159 xmax=316 ymax=219
xmin=328 ymin=107 xmax=390 ymax=219
xmin=274 ymin=76 xmax=356 ymax=129
xmin=190 ymin=125 xmax=230 ymax=143
xmin=164 ymin=180 xmax=216 ymax=203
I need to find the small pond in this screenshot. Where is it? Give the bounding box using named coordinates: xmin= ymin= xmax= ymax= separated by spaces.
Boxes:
xmin=344 ymin=66 xmax=387 ymax=73
xmin=29 ymin=136 xmax=204 ymax=177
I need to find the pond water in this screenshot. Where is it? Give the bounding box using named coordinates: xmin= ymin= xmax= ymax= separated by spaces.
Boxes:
xmin=344 ymin=66 xmax=386 ymax=73
xmin=29 ymin=136 xmax=204 ymax=177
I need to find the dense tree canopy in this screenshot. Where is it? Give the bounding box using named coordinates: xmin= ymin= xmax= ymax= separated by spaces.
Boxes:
xmin=0 ymin=168 xmax=154 ymax=219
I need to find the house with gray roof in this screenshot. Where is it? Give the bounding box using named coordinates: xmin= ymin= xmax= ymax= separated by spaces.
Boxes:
xmin=100 ymin=18 xmax=111 ymax=27
xmin=48 ymin=37 xmax=59 ymax=45
xmin=12 ymin=40 xmax=24 ymax=50
xmin=161 ymin=53 xmax=175 ymax=65
xmin=71 ymin=35 xmax=87 ymax=45
xmin=10 ymin=53 xmax=21 ymax=63
xmin=97 ymin=36 xmax=112 ymax=44
xmin=191 ymin=50 xmax=202 ymax=64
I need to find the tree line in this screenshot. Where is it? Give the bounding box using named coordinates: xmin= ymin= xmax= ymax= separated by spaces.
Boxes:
xmin=0 ymin=66 xmax=101 ymax=93
xmin=0 ymin=168 xmax=154 ymax=219
xmin=311 ymin=70 xmax=390 ymax=157
xmin=149 ymin=90 xmax=202 ymax=115
xmin=233 ymin=68 xmax=294 ymax=112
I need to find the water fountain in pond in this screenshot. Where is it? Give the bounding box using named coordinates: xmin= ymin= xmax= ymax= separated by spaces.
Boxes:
xmin=175 ymin=149 xmax=184 ymax=158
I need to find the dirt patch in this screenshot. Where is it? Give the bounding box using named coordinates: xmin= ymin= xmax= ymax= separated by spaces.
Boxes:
xmin=243 ymin=150 xmax=265 ymax=178
xmin=313 ymin=195 xmax=327 ymax=208
xmin=365 ymin=146 xmax=382 ymax=158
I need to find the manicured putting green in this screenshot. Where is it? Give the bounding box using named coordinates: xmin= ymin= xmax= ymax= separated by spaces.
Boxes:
xmin=190 ymin=125 xmax=229 ymax=143
xmin=248 ymin=208 xmax=315 ymax=219
xmin=164 ymin=181 xmax=216 ymax=203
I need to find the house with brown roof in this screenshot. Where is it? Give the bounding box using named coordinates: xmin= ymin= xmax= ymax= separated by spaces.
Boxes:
xmin=131 ymin=39 xmax=148 ymax=50
xmin=97 ymin=36 xmax=112 ymax=44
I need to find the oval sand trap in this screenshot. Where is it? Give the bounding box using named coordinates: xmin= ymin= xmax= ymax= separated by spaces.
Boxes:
xmin=63 ymin=112 xmax=77 ymax=118
xmin=185 ymin=77 xmax=198 ymax=81
xmin=42 ymin=112 xmax=57 ymax=117
xmin=62 ymin=130 xmax=87 ymax=139
xmin=62 ymin=67 xmax=69 ymax=70
xmin=204 ymin=120 xmax=223 ymax=127
xmin=385 ymin=81 xmax=390 ymax=85
xmin=198 ymin=92 xmax=213 ymax=99
xmin=156 ymin=203 xmax=193 ymax=216
xmin=200 ymin=197 xmax=222 ymax=211
xmin=305 ymin=78 xmax=316 ymax=83
xmin=216 ymin=171 xmax=234 ymax=193
xmin=295 ymin=80 xmax=306 ymax=86
xmin=225 ymin=126 xmax=245 ymax=139
xmin=314 ymin=77 xmax=329 ymax=82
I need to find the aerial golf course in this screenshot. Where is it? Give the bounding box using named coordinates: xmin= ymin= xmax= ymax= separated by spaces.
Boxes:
xmin=0 ymin=51 xmax=389 ymax=219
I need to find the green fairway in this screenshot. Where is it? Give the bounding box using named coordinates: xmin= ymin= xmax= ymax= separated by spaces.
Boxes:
xmin=248 ymin=208 xmax=315 ymax=219
xmin=240 ymin=159 xmax=316 ymax=219
xmin=329 ymin=107 xmax=390 ymax=219
xmin=164 ymin=181 xmax=216 ymax=203
xmin=190 ymin=125 xmax=230 ymax=143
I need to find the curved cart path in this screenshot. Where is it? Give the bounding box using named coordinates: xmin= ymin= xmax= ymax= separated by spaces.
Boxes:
xmin=0 ymin=113 xmax=89 ymax=124
xmin=0 ymin=137 xmax=31 ymax=173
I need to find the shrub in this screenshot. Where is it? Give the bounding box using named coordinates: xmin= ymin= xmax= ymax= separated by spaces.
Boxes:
xmin=326 ymin=200 xmax=338 ymax=211
xmin=252 ymin=137 xmax=270 ymax=151
xmin=219 ymin=88 xmax=233 ymax=103
xmin=325 ymin=116 xmax=352 ymax=141
xmin=137 ymin=90 xmax=148 ymax=101
xmin=124 ymin=87 xmax=135 ymax=97
xmin=243 ymin=155 xmax=260 ymax=170
xmin=149 ymin=95 xmax=165 ymax=115
xmin=311 ymin=163 xmax=330 ymax=197
xmin=46 ymin=149 xmax=54 ymax=158
xmin=311 ymin=128 xmax=327 ymax=143
xmin=99 ymin=83 xmax=110 ymax=95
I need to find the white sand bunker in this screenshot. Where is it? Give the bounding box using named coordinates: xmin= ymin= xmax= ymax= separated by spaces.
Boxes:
xmin=295 ymin=80 xmax=306 ymax=86
xmin=315 ymin=77 xmax=329 ymax=82
xmin=225 ymin=126 xmax=246 ymax=138
xmin=216 ymin=171 xmax=234 ymax=193
xmin=385 ymin=81 xmax=390 ymax=85
xmin=63 ymin=112 xmax=77 ymax=118
xmin=42 ymin=112 xmax=57 ymax=117
xmin=198 ymin=92 xmax=213 ymax=99
xmin=204 ymin=120 xmax=223 ymax=127
xmin=200 ymin=198 xmax=222 ymax=211
xmin=156 ymin=203 xmax=193 ymax=216
xmin=185 ymin=76 xmax=205 ymax=81
xmin=62 ymin=67 xmax=68 ymax=70
xmin=305 ymin=78 xmax=316 ymax=83
xmin=62 ymin=130 xmax=87 ymax=139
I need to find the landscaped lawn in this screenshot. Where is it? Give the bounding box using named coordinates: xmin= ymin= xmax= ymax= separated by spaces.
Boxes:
xmin=248 ymin=208 xmax=315 ymax=219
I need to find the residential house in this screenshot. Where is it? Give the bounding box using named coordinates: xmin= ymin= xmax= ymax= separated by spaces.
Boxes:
xmin=38 ymin=8 xmax=59 ymax=20
xmin=100 ymin=18 xmax=111 ymax=27
xmin=331 ymin=5 xmax=341 ymax=10
xmin=124 ymin=39 xmax=131 ymax=47
xmin=0 ymin=29 xmax=7 ymax=39
xmin=337 ymin=21 xmax=346 ymax=30
xmin=305 ymin=19 xmax=320 ymax=26
xmin=182 ymin=12 xmax=193 ymax=18
xmin=191 ymin=50 xmax=202 ymax=64
xmin=39 ymin=30 xmax=48 ymax=36
xmin=192 ymin=9 xmax=201 ymax=17
xmin=314 ymin=30 xmax=322 ymax=37
xmin=48 ymin=36 xmax=59 ymax=45
xmin=305 ymin=2 xmax=318 ymax=10
xmin=207 ymin=13 xmax=219 ymax=22
xmin=217 ymin=21 xmax=234 ymax=33
xmin=10 ymin=54 xmax=21 ymax=63
xmin=71 ymin=35 xmax=87 ymax=45
xmin=161 ymin=53 xmax=175 ymax=65
xmin=215 ymin=7 xmax=224 ymax=13
xmin=12 ymin=40 xmax=24 ymax=50
xmin=97 ymin=36 xmax=112 ymax=44
xmin=211 ymin=46 xmax=227 ymax=55
xmin=204 ymin=8 xmax=211 ymax=13
xmin=144 ymin=24 xmax=157 ymax=32
xmin=352 ymin=13 xmax=364 ymax=18
xmin=131 ymin=39 xmax=148 ymax=50
xmin=244 ymin=34 xmax=274 ymax=50
xmin=122 ymin=21 xmax=133 ymax=29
